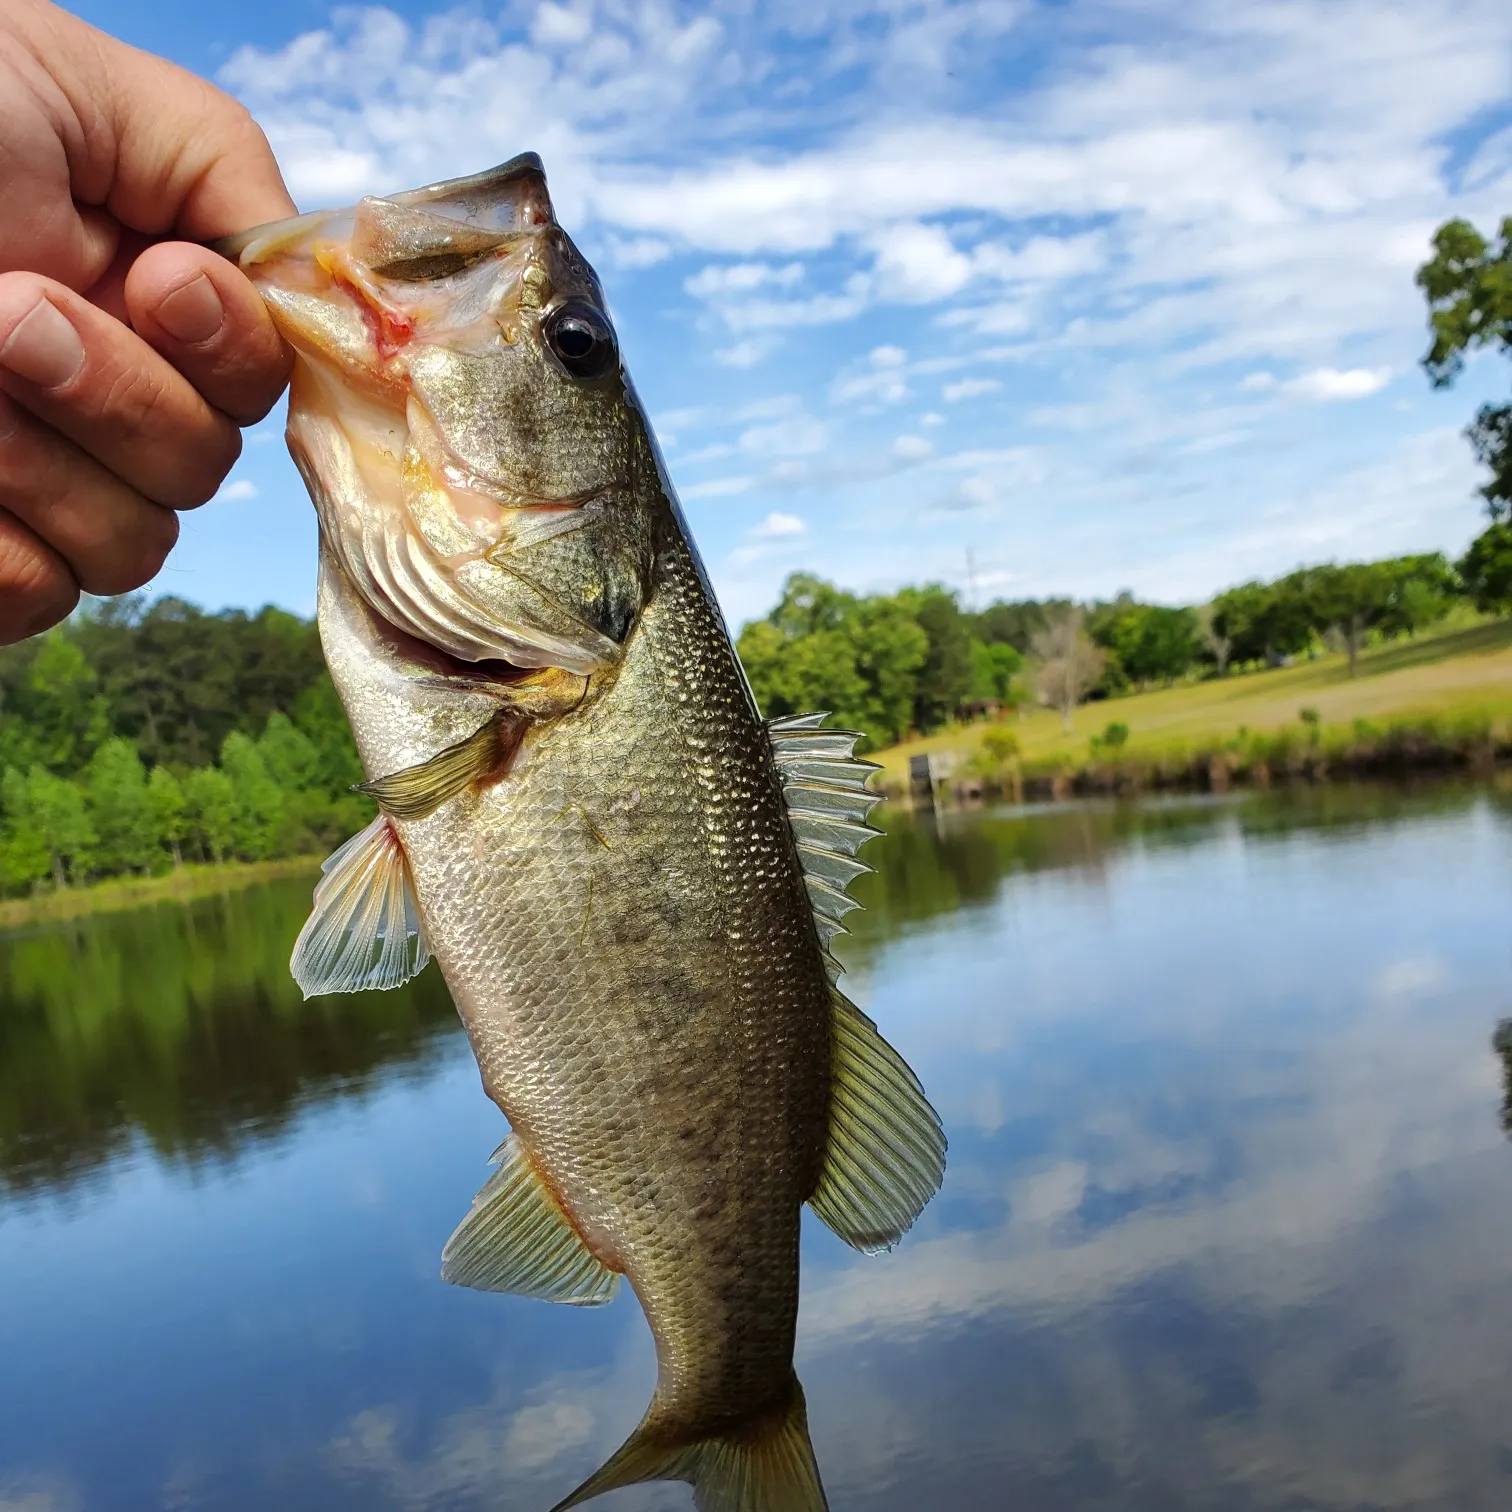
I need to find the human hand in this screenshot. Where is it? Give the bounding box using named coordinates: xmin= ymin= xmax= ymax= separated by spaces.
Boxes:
xmin=0 ymin=0 xmax=295 ymax=643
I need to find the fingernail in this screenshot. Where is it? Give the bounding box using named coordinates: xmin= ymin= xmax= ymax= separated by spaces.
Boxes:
xmin=154 ymin=273 xmax=225 ymax=345
xmin=0 ymin=300 xmax=85 ymax=389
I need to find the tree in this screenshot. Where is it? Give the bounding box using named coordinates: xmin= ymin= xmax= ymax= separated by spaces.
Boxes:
xmin=84 ymin=739 xmax=159 ymax=876
xmin=1378 ymin=553 xmax=1457 ymax=638
xmin=1032 ymin=608 xmax=1106 ymax=732
xmin=1458 ymin=523 xmax=1512 ymax=615
xmin=896 ymin=585 xmax=974 ymax=732
xmin=1212 ymin=579 xmax=1313 ymax=666
xmin=23 ymin=767 xmax=95 ymax=887
xmin=1300 ymin=563 xmax=1392 ymax=677
xmin=259 ymin=712 xmax=321 ymax=792
xmin=968 ymin=640 xmax=1023 ymax=704
xmin=0 ymin=631 xmax=111 ymax=775
xmin=148 ymin=766 xmax=187 ymax=867
xmin=1417 ymin=216 xmax=1512 ymax=518
xmin=0 ymin=767 xmax=49 ymax=890
xmin=1092 ymin=600 xmax=1201 ymax=687
xmin=1196 ymin=602 xmax=1231 ymax=674
xmin=184 ymin=767 xmax=237 ymax=864
xmin=220 ymin=732 xmax=283 ymax=861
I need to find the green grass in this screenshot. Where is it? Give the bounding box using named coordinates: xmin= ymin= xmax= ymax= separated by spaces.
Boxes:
xmin=0 ymin=856 xmax=322 ymax=931
xmin=874 ymin=616 xmax=1512 ymax=788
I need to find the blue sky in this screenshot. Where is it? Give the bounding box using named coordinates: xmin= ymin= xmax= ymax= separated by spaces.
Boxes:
xmin=80 ymin=0 xmax=1512 ymax=630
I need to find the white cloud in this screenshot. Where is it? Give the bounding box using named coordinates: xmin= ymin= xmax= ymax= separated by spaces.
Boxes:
xmin=943 ymin=377 xmax=1002 ymax=403
xmin=218 ymin=479 xmax=259 ymax=502
xmin=1284 ymin=366 xmax=1393 ymax=401
xmin=1240 ymin=371 xmax=1278 ymax=391
xmin=870 ymin=345 xmax=907 ymax=367
xmin=892 ymin=434 xmax=933 ymax=461
xmin=869 ymin=222 xmax=975 ymax=302
xmin=684 ymin=262 xmax=804 ymax=299
xmin=714 ymin=337 xmax=778 ymax=368
xmin=920 ymin=411 xmax=946 ymax=426
xmin=681 ymin=476 xmax=754 ymax=499
xmin=739 ymin=416 xmax=828 ymax=456
xmin=751 ymin=511 xmax=807 ymax=538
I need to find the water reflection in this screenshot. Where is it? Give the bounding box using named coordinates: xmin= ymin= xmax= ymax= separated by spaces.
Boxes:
xmin=0 ymin=877 xmax=459 ymax=1197
xmin=4 ymin=782 xmax=1512 ymax=1511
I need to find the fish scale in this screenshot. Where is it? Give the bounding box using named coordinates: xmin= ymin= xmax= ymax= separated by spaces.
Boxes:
xmin=223 ymin=152 xmax=945 ymax=1512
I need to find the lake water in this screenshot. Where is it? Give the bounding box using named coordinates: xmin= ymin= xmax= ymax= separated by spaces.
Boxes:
xmin=5 ymin=783 xmax=1512 ymax=1511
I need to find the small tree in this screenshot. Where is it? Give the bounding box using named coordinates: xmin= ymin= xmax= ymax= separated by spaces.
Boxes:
xmin=184 ymin=767 xmax=238 ymax=864
xmin=24 ymin=767 xmax=95 ymax=887
xmin=1032 ymin=609 xmax=1106 ymax=732
xmin=1196 ymin=603 xmax=1232 ymax=675
xmin=85 ymin=738 xmax=159 ymax=875
xmin=148 ymin=766 xmax=187 ymax=867
xmin=220 ymin=732 xmax=283 ymax=860
xmin=1302 ymin=563 xmax=1392 ymax=677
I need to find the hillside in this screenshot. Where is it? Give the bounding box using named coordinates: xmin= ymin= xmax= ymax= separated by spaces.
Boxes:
xmin=873 ymin=617 xmax=1512 ymax=787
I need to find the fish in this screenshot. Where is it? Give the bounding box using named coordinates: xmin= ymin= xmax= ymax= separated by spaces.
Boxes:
xmin=218 ymin=154 xmax=945 ymax=1512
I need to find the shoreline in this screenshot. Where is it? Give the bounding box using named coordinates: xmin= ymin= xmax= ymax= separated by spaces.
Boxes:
xmin=887 ymin=716 xmax=1512 ymax=806
xmin=0 ymin=856 xmax=322 ymax=932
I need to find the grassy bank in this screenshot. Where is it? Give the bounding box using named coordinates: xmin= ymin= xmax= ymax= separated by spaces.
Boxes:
xmin=875 ymin=617 xmax=1512 ymax=798
xmin=0 ymin=855 xmax=322 ymax=931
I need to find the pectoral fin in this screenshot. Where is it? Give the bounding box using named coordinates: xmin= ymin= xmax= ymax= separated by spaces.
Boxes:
xmin=289 ymin=814 xmax=430 ymax=997
xmin=356 ymin=712 xmax=522 ymax=821
xmin=441 ymin=1135 xmax=619 ymax=1306
xmin=809 ymin=990 xmax=947 ymax=1253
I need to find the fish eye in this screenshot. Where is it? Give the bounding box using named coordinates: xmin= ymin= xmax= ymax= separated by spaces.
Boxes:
xmin=544 ymin=300 xmax=617 ymax=380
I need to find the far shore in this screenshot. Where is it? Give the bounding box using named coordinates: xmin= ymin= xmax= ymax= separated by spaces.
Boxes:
xmin=0 ymin=856 xmax=321 ymax=932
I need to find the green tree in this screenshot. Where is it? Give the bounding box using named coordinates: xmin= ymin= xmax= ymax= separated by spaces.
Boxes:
xmin=968 ymin=640 xmax=1023 ymax=704
xmin=184 ymin=767 xmax=238 ymax=864
xmin=23 ymin=767 xmax=95 ymax=888
xmin=147 ymin=766 xmax=188 ymax=867
xmin=1417 ymin=215 xmax=1512 ymax=518
xmin=1458 ymin=522 xmax=1512 ymax=614
xmin=1213 ymin=579 xmax=1313 ymax=666
xmin=84 ymin=739 xmax=159 ymax=876
xmin=1378 ymin=553 xmax=1457 ymax=638
xmin=0 ymin=767 xmax=49 ymax=891
xmin=258 ymin=712 xmax=321 ymax=792
xmin=897 ymin=585 xmax=974 ymax=732
xmin=0 ymin=631 xmax=110 ymax=774
xmin=220 ymin=733 xmax=283 ymax=861
xmin=1300 ymin=563 xmax=1392 ymax=676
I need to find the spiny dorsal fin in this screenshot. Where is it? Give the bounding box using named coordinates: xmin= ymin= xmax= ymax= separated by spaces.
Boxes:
xmin=550 ymin=1373 xmax=826 ymax=1512
xmin=809 ymin=989 xmax=946 ymax=1254
xmin=289 ymin=813 xmax=430 ymax=998
xmin=441 ymin=1134 xmax=619 ymax=1306
xmin=766 ymin=712 xmax=882 ymax=983
xmin=355 ymin=712 xmax=522 ymax=821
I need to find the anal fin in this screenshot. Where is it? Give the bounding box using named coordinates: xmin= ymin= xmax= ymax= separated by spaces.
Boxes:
xmin=441 ymin=1134 xmax=619 ymax=1306
xmin=809 ymin=990 xmax=947 ymax=1254
xmin=356 ymin=712 xmax=522 ymax=821
xmin=289 ymin=813 xmax=430 ymax=998
xmin=551 ymin=1373 xmax=826 ymax=1512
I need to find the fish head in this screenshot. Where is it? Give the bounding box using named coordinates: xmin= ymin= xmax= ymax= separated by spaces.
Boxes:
xmin=224 ymin=154 xmax=656 ymax=676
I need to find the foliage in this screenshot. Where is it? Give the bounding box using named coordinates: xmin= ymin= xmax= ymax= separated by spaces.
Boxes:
xmin=1458 ymin=523 xmax=1512 ymax=614
xmin=0 ymin=602 xmax=370 ymax=897
xmin=1417 ymin=215 xmax=1512 ymax=518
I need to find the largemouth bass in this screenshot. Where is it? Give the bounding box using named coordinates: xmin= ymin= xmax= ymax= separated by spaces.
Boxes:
xmin=220 ymin=155 xmax=945 ymax=1512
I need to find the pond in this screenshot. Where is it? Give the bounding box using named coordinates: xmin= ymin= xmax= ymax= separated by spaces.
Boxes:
xmin=4 ymin=782 xmax=1512 ymax=1511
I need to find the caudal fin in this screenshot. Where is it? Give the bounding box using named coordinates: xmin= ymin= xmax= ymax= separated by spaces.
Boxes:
xmin=550 ymin=1375 xmax=827 ymax=1512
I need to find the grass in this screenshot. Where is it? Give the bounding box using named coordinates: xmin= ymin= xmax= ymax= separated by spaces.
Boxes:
xmin=874 ymin=615 xmax=1512 ymax=791
xmin=0 ymin=855 xmax=322 ymax=931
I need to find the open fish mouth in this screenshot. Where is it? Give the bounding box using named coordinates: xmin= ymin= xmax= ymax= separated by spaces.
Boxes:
xmin=219 ymin=154 xmax=651 ymax=676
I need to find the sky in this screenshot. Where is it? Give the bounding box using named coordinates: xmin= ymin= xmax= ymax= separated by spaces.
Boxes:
xmin=76 ymin=0 xmax=1512 ymax=630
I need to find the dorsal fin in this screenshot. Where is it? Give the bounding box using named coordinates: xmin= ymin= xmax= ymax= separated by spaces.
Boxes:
xmin=767 ymin=712 xmax=882 ymax=982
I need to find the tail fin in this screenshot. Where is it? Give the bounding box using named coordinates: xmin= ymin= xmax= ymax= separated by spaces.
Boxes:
xmin=549 ymin=1375 xmax=828 ymax=1512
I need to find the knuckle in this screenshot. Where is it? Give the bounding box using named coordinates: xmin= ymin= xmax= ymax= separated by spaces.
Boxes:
xmin=79 ymin=507 xmax=179 ymax=596
xmin=0 ymin=523 xmax=76 ymax=640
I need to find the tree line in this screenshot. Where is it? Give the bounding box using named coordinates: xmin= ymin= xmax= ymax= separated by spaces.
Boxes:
xmin=0 ymin=596 xmax=369 ymax=897
xmin=740 ymin=548 xmax=1490 ymax=743
xmin=0 ymin=541 xmax=1504 ymax=897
